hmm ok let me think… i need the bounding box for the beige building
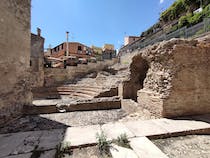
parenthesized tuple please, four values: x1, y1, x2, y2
(124, 36, 140, 45)
(102, 44, 114, 51)
(91, 45, 102, 54)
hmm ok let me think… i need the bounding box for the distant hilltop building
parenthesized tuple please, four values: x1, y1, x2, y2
(102, 44, 116, 60)
(124, 36, 140, 46)
(102, 44, 114, 51)
(91, 45, 103, 61)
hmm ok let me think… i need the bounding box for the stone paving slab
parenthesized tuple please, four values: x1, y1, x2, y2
(0, 129, 64, 158)
(39, 150, 57, 158)
(101, 122, 134, 140)
(123, 120, 168, 137)
(37, 129, 64, 151)
(152, 118, 210, 135)
(63, 125, 101, 147)
(110, 144, 138, 158)
(0, 132, 31, 157)
(130, 137, 168, 158)
(1, 114, 210, 157)
(4, 153, 32, 158)
(11, 130, 43, 155)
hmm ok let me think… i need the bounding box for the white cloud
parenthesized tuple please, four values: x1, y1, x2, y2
(160, 0, 164, 4)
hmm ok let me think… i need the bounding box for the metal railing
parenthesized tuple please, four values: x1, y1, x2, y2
(120, 18, 210, 56)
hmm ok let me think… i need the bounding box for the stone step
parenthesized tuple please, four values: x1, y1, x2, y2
(60, 85, 103, 90)
(25, 97, 121, 114)
(110, 144, 138, 158)
(68, 93, 94, 99)
(130, 137, 168, 158)
(57, 86, 102, 92)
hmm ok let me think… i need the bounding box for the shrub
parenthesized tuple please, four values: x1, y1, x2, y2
(96, 131, 111, 156)
(196, 28, 205, 35)
(56, 141, 72, 158)
(115, 133, 131, 149)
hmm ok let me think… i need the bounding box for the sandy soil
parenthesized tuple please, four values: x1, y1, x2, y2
(152, 135, 210, 158)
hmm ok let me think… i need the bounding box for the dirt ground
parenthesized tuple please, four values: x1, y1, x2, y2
(61, 146, 111, 158)
(152, 135, 210, 158)
(0, 109, 126, 134)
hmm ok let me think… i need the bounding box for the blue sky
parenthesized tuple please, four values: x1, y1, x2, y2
(31, 0, 176, 50)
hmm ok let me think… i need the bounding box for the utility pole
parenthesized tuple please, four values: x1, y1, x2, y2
(66, 31, 69, 56)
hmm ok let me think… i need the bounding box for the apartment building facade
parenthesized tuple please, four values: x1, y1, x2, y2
(51, 42, 94, 59)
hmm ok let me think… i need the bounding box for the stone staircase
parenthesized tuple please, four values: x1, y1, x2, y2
(32, 84, 118, 100)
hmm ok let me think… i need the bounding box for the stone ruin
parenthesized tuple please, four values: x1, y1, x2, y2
(123, 38, 210, 118)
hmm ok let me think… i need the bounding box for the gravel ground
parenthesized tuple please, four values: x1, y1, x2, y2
(0, 109, 126, 134)
(152, 135, 210, 158)
(61, 146, 111, 158)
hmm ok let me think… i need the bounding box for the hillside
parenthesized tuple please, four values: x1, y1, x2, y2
(141, 0, 210, 37)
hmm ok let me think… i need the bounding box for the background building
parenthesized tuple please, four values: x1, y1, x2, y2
(51, 42, 94, 59)
(102, 44, 116, 60)
(124, 36, 140, 45)
(91, 45, 103, 61)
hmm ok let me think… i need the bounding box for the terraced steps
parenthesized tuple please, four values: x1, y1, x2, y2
(32, 85, 108, 99)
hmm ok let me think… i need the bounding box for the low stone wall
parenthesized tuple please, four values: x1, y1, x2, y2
(44, 59, 117, 87)
(24, 97, 121, 114)
(127, 38, 210, 118)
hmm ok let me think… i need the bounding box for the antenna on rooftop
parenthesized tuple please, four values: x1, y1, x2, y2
(66, 31, 69, 56)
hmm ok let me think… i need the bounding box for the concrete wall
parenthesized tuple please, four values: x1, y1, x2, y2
(31, 32, 45, 88)
(0, 0, 31, 125)
(44, 59, 117, 87)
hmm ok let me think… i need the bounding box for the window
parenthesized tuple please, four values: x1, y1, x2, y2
(78, 46, 82, 51)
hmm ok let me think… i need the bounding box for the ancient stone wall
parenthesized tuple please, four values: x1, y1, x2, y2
(0, 0, 31, 125)
(129, 38, 210, 118)
(119, 55, 149, 101)
(30, 32, 45, 88)
(44, 59, 117, 87)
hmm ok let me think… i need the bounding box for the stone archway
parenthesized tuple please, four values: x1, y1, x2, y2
(120, 54, 149, 101)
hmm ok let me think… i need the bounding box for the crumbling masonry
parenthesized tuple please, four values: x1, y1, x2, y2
(126, 38, 210, 117)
